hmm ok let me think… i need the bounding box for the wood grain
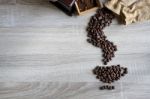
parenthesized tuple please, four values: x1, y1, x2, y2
(0, 0, 150, 98)
(0, 82, 150, 99)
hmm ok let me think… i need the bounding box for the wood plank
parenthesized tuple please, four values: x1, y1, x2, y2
(0, 54, 150, 82)
(16, 0, 50, 5)
(0, 1, 150, 99)
(0, 3, 149, 82)
(0, 26, 150, 55)
(0, 4, 95, 27)
(0, 0, 49, 4)
(0, 82, 149, 99)
(0, 0, 16, 4)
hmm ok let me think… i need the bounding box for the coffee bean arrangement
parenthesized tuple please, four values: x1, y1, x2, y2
(99, 85, 115, 90)
(86, 8, 117, 65)
(86, 7, 128, 90)
(93, 65, 128, 90)
(93, 65, 128, 83)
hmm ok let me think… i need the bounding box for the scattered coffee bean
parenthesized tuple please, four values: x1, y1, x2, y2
(99, 85, 115, 90)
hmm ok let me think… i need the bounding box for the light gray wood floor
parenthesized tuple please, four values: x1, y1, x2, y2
(0, 0, 150, 99)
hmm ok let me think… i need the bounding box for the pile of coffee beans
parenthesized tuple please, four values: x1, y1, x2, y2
(77, 0, 98, 12)
(86, 8, 117, 65)
(93, 65, 128, 84)
(99, 85, 115, 90)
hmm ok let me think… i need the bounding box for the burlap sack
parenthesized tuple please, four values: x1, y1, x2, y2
(105, 0, 150, 24)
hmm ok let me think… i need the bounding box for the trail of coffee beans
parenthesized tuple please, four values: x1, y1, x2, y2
(86, 8, 117, 65)
(86, 8, 128, 90)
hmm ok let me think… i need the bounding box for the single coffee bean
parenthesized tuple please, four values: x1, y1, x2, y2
(112, 86, 115, 89)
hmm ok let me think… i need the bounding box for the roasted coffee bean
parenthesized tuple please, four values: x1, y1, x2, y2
(108, 86, 112, 90)
(112, 86, 115, 89)
(87, 39, 92, 43)
(121, 73, 124, 76)
(93, 66, 99, 74)
(99, 86, 104, 90)
(124, 70, 128, 74)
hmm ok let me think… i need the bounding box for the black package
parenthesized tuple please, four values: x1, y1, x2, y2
(50, 0, 76, 16)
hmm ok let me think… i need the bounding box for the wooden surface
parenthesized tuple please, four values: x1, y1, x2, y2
(0, 0, 150, 99)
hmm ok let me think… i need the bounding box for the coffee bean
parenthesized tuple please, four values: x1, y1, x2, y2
(121, 73, 124, 76)
(112, 86, 115, 89)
